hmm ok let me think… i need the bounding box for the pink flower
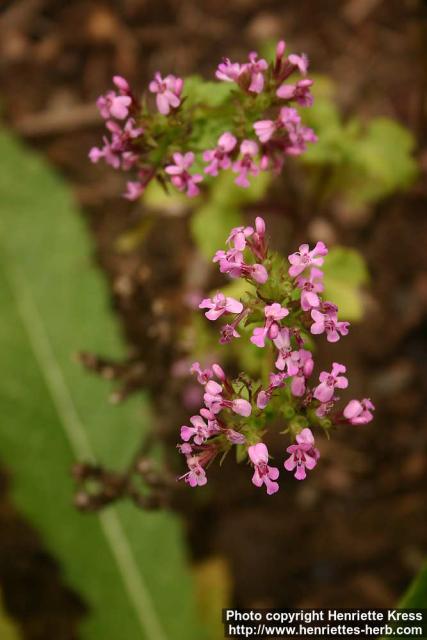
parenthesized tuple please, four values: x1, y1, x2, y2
(123, 167, 154, 200)
(199, 292, 243, 321)
(256, 372, 287, 409)
(226, 429, 246, 445)
(226, 225, 254, 251)
(288, 241, 328, 277)
(232, 140, 259, 188)
(262, 107, 316, 156)
(286, 125, 317, 156)
(180, 415, 214, 445)
(112, 75, 130, 93)
(248, 443, 279, 495)
(288, 53, 309, 75)
(254, 107, 316, 153)
(181, 456, 207, 487)
(220, 323, 241, 344)
(199, 407, 221, 429)
(314, 363, 348, 403)
(178, 442, 192, 455)
(216, 52, 267, 93)
(123, 181, 144, 201)
(149, 72, 183, 115)
(213, 248, 268, 284)
(250, 303, 289, 348)
(249, 216, 267, 261)
(273, 328, 300, 375)
(274, 40, 287, 74)
(277, 78, 314, 106)
(310, 308, 350, 343)
(96, 77, 133, 120)
(315, 398, 337, 418)
(253, 120, 277, 144)
(243, 52, 268, 94)
(203, 132, 237, 176)
(89, 118, 143, 170)
(284, 428, 319, 480)
(216, 58, 242, 82)
(297, 267, 324, 311)
(290, 350, 314, 397)
(190, 362, 213, 385)
(256, 390, 269, 410)
(344, 399, 375, 425)
(203, 381, 252, 417)
(165, 152, 203, 197)
(254, 107, 297, 143)
(231, 398, 252, 417)
(211, 363, 226, 381)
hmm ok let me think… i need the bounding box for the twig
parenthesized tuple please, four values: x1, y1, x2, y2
(13, 104, 101, 137)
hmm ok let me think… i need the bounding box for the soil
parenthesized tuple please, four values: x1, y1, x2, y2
(1, 0, 427, 636)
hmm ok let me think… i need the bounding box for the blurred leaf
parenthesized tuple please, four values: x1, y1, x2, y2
(302, 76, 418, 206)
(0, 131, 202, 640)
(218, 279, 255, 302)
(193, 557, 232, 640)
(191, 203, 242, 260)
(211, 170, 271, 208)
(399, 563, 427, 608)
(184, 75, 236, 108)
(381, 563, 427, 640)
(352, 118, 418, 202)
(143, 178, 190, 210)
(322, 246, 369, 321)
(0, 591, 21, 640)
(301, 76, 350, 165)
(191, 171, 271, 260)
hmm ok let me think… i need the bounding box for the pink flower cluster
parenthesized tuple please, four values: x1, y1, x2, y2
(178, 217, 375, 494)
(89, 40, 317, 200)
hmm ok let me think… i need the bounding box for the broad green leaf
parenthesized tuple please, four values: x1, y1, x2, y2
(302, 76, 418, 207)
(322, 246, 369, 321)
(0, 131, 201, 640)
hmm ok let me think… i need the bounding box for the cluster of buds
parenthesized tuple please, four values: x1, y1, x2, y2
(178, 218, 374, 494)
(89, 40, 316, 200)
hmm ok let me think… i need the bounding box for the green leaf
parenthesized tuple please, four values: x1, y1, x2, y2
(210, 170, 271, 208)
(302, 77, 418, 207)
(191, 202, 242, 260)
(352, 117, 418, 202)
(190, 170, 272, 259)
(322, 246, 369, 321)
(0, 131, 201, 640)
(183, 75, 236, 108)
(399, 563, 427, 608)
(381, 563, 427, 639)
(193, 558, 232, 640)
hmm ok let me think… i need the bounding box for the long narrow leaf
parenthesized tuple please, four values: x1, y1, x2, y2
(0, 131, 201, 640)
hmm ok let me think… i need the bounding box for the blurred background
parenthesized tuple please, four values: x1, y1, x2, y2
(0, 1, 427, 639)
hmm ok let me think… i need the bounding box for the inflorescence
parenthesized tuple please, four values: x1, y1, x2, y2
(178, 218, 375, 494)
(89, 41, 316, 200)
